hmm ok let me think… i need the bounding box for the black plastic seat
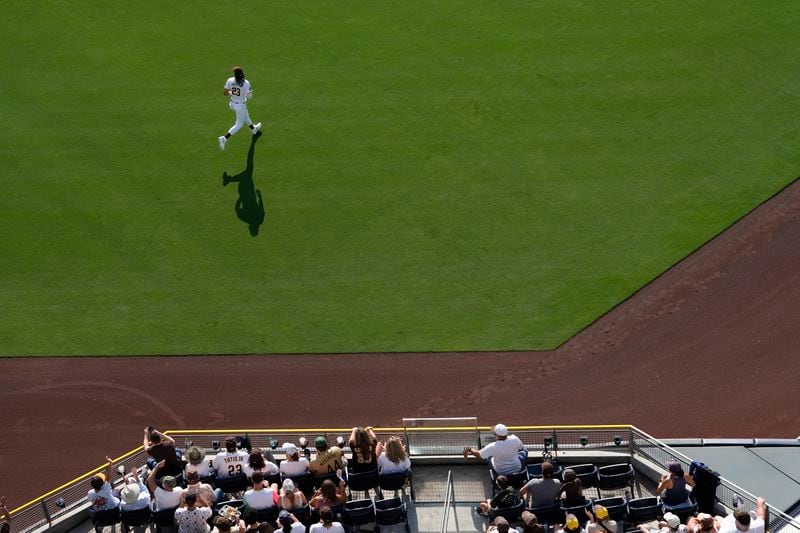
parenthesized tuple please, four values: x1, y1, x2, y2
(91, 507, 121, 532)
(265, 472, 282, 488)
(152, 506, 178, 532)
(379, 470, 415, 501)
(593, 496, 627, 521)
(525, 502, 561, 524)
(628, 497, 661, 522)
(284, 471, 315, 498)
(489, 499, 525, 523)
(313, 471, 341, 489)
(375, 497, 410, 532)
(347, 468, 380, 498)
(256, 506, 279, 525)
(214, 474, 249, 495)
(342, 499, 375, 528)
(490, 468, 529, 494)
(527, 462, 564, 481)
(121, 507, 152, 532)
(560, 499, 592, 524)
(662, 493, 698, 522)
(568, 464, 599, 489)
(598, 463, 635, 492)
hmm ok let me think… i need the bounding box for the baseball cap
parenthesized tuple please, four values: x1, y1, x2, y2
(493, 424, 509, 437)
(278, 510, 292, 526)
(282, 478, 295, 492)
(314, 436, 328, 449)
(565, 514, 580, 531)
(283, 442, 298, 456)
(593, 505, 609, 520)
(663, 512, 681, 529)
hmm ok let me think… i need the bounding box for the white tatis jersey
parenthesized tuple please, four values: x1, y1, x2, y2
(225, 77, 252, 104)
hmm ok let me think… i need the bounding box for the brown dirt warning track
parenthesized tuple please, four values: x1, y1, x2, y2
(2, 179, 800, 505)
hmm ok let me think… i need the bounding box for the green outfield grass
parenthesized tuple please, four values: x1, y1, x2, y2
(1, 1, 799, 355)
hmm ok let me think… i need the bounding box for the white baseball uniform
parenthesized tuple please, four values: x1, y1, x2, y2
(224, 77, 254, 135)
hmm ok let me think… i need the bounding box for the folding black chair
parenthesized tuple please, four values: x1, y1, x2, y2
(661, 494, 698, 523)
(347, 468, 380, 499)
(379, 470, 414, 501)
(152, 506, 178, 533)
(214, 474, 249, 496)
(525, 502, 561, 525)
(256, 506, 279, 525)
(490, 468, 529, 495)
(121, 507, 152, 532)
(285, 472, 315, 498)
(90, 507, 121, 532)
(597, 463, 635, 495)
(593, 496, 628, 521)
(489, 499, 525, 523)
(342, 499, 375, 532)
(375, 497, 410, 533)
(628, 497, 661, 522)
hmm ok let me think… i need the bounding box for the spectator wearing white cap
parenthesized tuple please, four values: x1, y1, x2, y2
(279, 478, 308, 510)
(120, 468, 151, 512)
(464, 424, 527, 475)
(715, 497, 766, 533)
(280, 443, 310, 476)
(639, 512, 689, 533)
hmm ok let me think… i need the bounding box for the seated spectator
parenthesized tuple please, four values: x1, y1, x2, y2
(185, 445, 214, 479)
(586, 505, 617, 533)
(555, 514, 585, 533)
(183, 471, 220, 506)
(658, 460, 696, 506)
(244, 448, 280, 478)
(638, 512, 689, 533)
(213, 436, 250, 479)
(242, 508, 274, 533)
(279, 479, 308, 510)
(310, 479, 346, 511)
(119, 468, 151, 512)
(464, 424, 527, 475)
(376, 436, 411, 474)
(476, 475, 522, 516)
(488, 516, 521, 533)
(309, 437, 346, 475)
(521, 511, 546, 533)
(87, 455, 120, 512)
(279, 443, 310, 476)
(276, 510, 305, 533)
(715, 497, 766, 533)
(1, 496, 10, 533)
(148, 460, 184, 510)
(244, 472, 279, 511)
(309, 506, 345, 533)
(687, 513, 718, 533)
(175, 492, 212, 533)
(520, 461, 560, 508)
(144, 426, 183, 477)
(559, 469, 584, 506)
(212, 515, 245, 533)
(347, 426, 378, 473)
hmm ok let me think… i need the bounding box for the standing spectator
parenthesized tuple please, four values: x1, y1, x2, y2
(309, 437, 346, 475)
(144, 427, 183, 477)
(715, 497, 766, 533)
(276, 510, 305, 533)
(464, 424, 527, 475)
(309, 507, 345, 533)
(175, 492, 212, 533)
(185, 446, 214, 479)
(348, 427, 378, 473)
(147, 462, 183, 511)
(87, 455, 120, 512)
(279, 479, 308, 510)
(487, 516, 521, 533)
(120, 468, 151, 512)
(183, 471, 220, 506)
(213, 437, 249, 479)
(658, 461, 696, 507)
(376, 436, 411, 474)
(586, 505, 618, 533)
(279, 443, 310, 476)
(520, 461, 560, 507)
(244, 472, 279, 511)
(559, 469, 584, 506)
(1, 496, 11, 533)
(244, 449, 280, 478)
(310, 479, 346, 512)
(476, 475, 521, 516)
(242, 509, 274, 533)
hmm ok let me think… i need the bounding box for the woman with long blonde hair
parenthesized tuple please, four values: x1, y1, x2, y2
(376, 436, 411, 474)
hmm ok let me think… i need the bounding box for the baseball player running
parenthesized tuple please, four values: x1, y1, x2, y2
(218, 66, 261, 150)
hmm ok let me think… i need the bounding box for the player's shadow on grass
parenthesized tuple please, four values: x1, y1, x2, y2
(222, 131, 265, 236)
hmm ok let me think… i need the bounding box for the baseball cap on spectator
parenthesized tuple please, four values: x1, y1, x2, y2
(663, 512, 681, 529)
(493, 424, 509, 437)
(282, 478, 295, 492)
(565, 514, 581, 532)
(315, 436, 329, 450)
(162, 476, 177, 489)
(593, 505, 609, 520)
(493, 516, 510, 533)
(121, 482, 141, 504)
(187, 446, 206, 465)
(283, 442, 298, 456)
(278, 510, 293, 526)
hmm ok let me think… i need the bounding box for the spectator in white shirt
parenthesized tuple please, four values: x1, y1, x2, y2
(213, 437, 249, 479)
(279, 443, 310, 476)
(147, 463, 183, 511)
(244, 472, 278, 511)
(87, 455, 120, 512)
(464, 424, 527, 475)
(377, 436, 412, 474)
(715, 498, 766, 533)
(175, 493, 212, 533)
(185, 446, 214, 479)
(120, 468, 151, 512)
(309, 507, 346, 533)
